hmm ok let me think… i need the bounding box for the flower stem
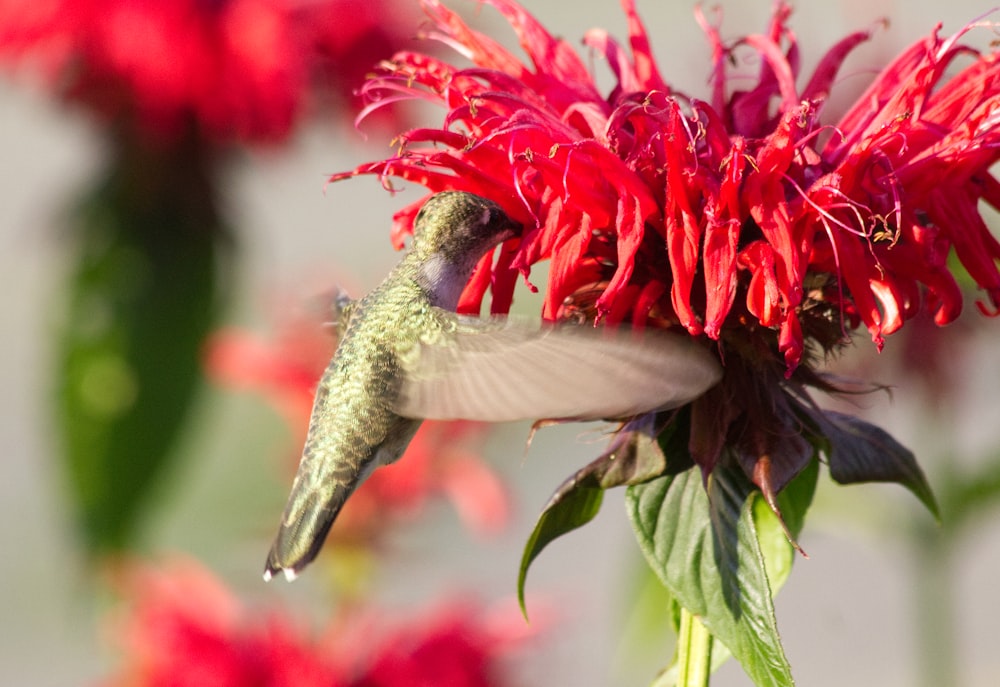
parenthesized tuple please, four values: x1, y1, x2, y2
(676, 607, 712, 687)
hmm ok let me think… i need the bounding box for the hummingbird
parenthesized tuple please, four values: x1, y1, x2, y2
(263, 191, 722, 581)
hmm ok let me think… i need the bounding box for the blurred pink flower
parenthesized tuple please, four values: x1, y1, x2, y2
(101, 557, 527, 687)
(0, 0, 419, 142)
(205, 300, 509, 544)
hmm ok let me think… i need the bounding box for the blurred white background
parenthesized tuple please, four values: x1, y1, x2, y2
(2, 1, 999, 685)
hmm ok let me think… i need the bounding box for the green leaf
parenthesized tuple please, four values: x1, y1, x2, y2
(819, 411, 938, 518)
(755, 459, 818, 591)
(517, 480, 603, 615)
(518, 417, 667, 614)
(627, 462, 796, 687)
(58, 137, 224, 555)
(651, 461, 818, 685)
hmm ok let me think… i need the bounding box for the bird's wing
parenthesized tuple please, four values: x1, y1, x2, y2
(394, 313, 722, 422)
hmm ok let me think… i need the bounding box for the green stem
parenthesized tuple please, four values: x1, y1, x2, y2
(676, 607, 713, 687)
(60, 126, 225, 555)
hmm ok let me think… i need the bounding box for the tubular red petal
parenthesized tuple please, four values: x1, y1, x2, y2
(702, 143, 746, 339)
(801, 27, 876, 106)
(620, 0, 668, 93)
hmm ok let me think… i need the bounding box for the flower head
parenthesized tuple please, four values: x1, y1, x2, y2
(333, 0, 999, 503)
(0, 0, 419, 142)
(341, 0, 999, 354)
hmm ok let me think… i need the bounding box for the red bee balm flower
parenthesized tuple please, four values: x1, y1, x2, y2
(333, 0, 998, 502)
(340, 0, 1000, 354)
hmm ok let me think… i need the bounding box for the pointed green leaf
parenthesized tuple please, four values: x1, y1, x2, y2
(517, 479, 603, 615)
(820, 411, 938, 517)
(754, 458, 818, 591)
(627, 463, 796, 687)
(517, 417, 671, 613)
(649, 461, 818, 685)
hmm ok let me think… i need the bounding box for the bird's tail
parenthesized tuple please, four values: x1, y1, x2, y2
(263, 477, 353, 582)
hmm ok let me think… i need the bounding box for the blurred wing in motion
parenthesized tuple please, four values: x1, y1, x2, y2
(395, 313, 722, 422)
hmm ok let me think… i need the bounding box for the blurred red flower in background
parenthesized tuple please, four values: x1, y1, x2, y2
(0, 0, 419, 142)
(102, 558, 338, 687)
(100, 557, 527, 687)
(205, 297, 509, 547)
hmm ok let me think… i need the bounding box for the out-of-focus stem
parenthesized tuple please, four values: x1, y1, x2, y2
(912, 520, 957, 687)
